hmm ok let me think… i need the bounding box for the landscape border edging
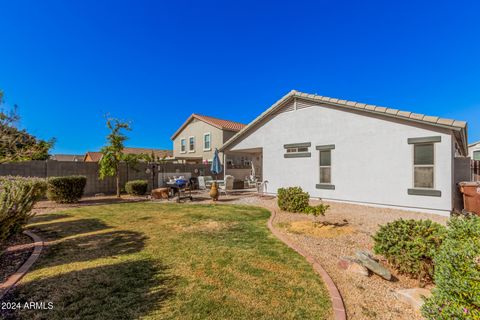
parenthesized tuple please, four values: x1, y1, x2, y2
(0, 230, 43, 300)
(267, 208, 347, 320)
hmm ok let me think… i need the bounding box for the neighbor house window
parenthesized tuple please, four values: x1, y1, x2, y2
(315, 144, 335, 189)
(204, 133, 211, 151)
(283, 143, 311, 158)
(413, 143, 434, 188)
(474, 150, 480, 161)
(189, 137, 195, 152)
(180, 139, 186, 153)
(407, 136, 441, 197)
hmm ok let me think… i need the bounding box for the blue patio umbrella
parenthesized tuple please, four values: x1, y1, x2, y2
(210, 148, 223, 179)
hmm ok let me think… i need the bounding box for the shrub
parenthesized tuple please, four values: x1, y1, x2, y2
(0, 177, 47, 242)
(373, 219, 446, 284)
(125, 180, 148, 196)
(47, 175, 87, 203)
(277, 187, 329, 217)
(304, 203, 330, 218)
(422, 216, 480, 319)
(277, 187, 310, 212)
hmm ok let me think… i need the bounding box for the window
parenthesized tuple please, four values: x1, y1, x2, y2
(189, 137, 195, 152)
(286, 147, 309, 153)
(203, 133, 211, 150)
(319, 150, 332, 184)
(315, 144, 335, 189)
(180, 139, 186, 153)
(407, 136, 441, 197)
(474, 150, 480, 161)
(413, 143, 434, 188)
(283, 143, 311, 158)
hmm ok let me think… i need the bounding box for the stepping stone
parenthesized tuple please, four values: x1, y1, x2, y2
(394, 288, 432, 311)
(355, 250, 391, 280)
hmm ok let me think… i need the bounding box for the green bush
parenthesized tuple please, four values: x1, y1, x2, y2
(373, 219, 446, 283)
(277, 187, 310, 212)
(47, 175, 87, 203)
(277, 187, 329, 217)
(422, 216, 480, 319)
(0, 176, 47, 242)
(125, 180, 148, 196)
(304, 203, 330, 217)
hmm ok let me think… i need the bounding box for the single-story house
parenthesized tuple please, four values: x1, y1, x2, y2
(221, 90, 470, 216)
(469, 141, 480, 160)
(84, 148, 173, 162)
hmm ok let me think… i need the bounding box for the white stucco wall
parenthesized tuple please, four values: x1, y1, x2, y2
(229, 102, 455, 215)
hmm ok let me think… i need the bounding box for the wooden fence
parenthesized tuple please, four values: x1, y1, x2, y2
(473, 160, 480, 181)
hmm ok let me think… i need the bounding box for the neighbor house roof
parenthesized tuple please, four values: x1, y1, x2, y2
(469, 141, 480, 147)
(84, 152, 103, 162)
(84, 148, 173, 162)
(50, 154, 84, 162)
(171, 114, 246, 140)
(122, 148, 173, 159)
(221, 90, 469, 154)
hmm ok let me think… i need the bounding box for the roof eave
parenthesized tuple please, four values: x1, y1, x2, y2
(221, 90, 468, 152)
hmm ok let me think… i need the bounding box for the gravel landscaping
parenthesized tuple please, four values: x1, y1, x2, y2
(230, 195, 448, 320)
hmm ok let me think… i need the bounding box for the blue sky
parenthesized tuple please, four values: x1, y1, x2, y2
(1, 0, 479, 154)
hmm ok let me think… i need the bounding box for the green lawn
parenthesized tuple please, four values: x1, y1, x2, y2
(5, 203, 331, 319)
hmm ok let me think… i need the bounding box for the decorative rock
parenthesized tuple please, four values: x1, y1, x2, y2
(394, 288, 432, 311)
(348, 262, 369, 276)
(355, 250, 392, 280)
(337, 257, 369, 276)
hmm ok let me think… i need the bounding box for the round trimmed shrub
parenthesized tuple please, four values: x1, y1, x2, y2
(47, 175, 87, 203)
(422, 216, 480, 319)
(373, 219, 446, 283)
(0, 176, 47, 242)
(125, 180, 148, 196)
(277, 187, 310, 213)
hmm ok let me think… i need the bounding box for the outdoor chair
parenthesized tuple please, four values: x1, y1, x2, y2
(204, 176, 214, 188)
(219, 175, 234, 195)
(198, 176, 213, 190)
(245, 175, 258, 189)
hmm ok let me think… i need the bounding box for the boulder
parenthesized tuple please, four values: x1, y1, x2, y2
(348, 261, 369, 276)
(394, 288, 432, 311)
(355, 250, 391, 280)
(337, 257, 369, 276)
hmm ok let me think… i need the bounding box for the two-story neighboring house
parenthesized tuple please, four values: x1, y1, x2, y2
(469, 141, 480, 160)
(171, 114, 254, 173)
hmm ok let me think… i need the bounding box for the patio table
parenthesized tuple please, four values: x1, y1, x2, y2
(166, 181, 193, 203)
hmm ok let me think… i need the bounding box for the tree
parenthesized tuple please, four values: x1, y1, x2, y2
(98, 117, 131, 198)
(0, 90, 55, 163)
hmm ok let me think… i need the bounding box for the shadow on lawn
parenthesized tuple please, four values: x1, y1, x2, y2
(1, 259, 174, 320)
(29, 213, 72, 224)
(29, 218, 111, 240)
(37, 229, 147, 268)
(0, 215, 172, 320)
(27, 215, 148, 269)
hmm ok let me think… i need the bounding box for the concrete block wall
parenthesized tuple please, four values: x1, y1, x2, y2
(0, 161, 216, 195)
